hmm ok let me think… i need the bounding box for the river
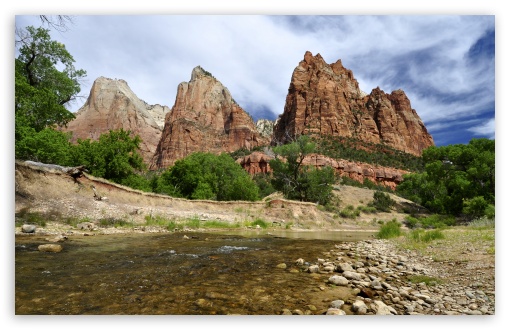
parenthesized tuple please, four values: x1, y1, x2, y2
(15, 230, 374, 315)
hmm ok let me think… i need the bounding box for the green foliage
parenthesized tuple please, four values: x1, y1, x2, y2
(462, 196, 490, 220)
(15, 209, 47, 227)
(252, 173, 276, 199)
(15, 127, 74, 164)
(270, 136, 335, 205)
(369, 191, 396, 212)
(376, 219, 402, 239)
(339, 205, 360, 219)
(154, 152, 259, 201)
(15, 25, 86, 159)
(397, 138, 495, 218)
(250, 218, 269, 229)
(314, 135, 424, 171)
(70, 129, 145, 184)
(409, 229, 445, 242)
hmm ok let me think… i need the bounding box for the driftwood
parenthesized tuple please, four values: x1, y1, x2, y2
(91, 185, 107, 201)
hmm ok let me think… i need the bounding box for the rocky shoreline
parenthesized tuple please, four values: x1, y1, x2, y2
(290, 238, 495, 315)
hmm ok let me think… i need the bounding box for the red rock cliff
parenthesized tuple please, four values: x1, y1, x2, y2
(272, 51, 434, 156)
(150, 67, 269, 169)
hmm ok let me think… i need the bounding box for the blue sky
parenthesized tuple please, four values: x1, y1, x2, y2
(14, 14, 495, 147)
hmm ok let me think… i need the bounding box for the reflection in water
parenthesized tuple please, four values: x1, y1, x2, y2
(15, 231, 373, 315)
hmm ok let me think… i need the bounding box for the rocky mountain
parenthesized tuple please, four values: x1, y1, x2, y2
(61, 77, 171, 164)
(272, 51, 434, 156)
(150, 66, 270, 169)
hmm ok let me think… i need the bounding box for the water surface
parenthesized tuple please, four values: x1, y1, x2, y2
(15, 230, 373, 315)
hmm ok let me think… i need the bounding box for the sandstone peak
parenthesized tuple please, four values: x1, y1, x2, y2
(273, 51, 434, 156)
(61, 76, 171, 164)
(150, 67, 269, 169)
(191, 66, 215, 81)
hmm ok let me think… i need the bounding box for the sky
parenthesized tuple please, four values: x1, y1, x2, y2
(13, 13, 496, 147)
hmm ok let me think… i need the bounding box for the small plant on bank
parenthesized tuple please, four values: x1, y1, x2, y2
(357, 205, 378, 214)
(250, 218, 269, 229)
(202, 220, 241, 229)
(338, 205, 360, 219)
(409, 228, 445, 243)
(406, 275, 443, 286)
(376, 219, 401, 239)
(15, 209, 47, 227)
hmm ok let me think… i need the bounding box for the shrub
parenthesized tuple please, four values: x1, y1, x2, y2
(369, 191, 396, 212)
(376, 219, 401, 239)
(409, 229, 444, 242)
(404, 216, 419, 229)
(250, 218, 269, 229)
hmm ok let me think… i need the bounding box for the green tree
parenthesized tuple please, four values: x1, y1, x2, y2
(70, 129, 145, 183)
(15, 25, 86, 161)
(15, 127, 73, 165)
(155, 152, 259, 201)
(15, 26, 86, 132)
(397, 138, 495, 218)
(270, 135, 335, 205)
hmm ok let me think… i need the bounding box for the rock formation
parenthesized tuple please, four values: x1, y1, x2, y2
(150, 66, 269, 169)
(237, 151, 408, 190)
(272, 51, 434, 156)
(61, 77, 171, 164)
(255, 119, 275, 138)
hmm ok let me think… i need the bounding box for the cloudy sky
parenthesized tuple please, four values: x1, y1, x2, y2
(13, 7, 497, 148)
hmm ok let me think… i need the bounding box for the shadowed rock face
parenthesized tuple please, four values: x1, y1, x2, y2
(61, 77, 170, 164)
(150, 66, 269, 169)
(273, 51, 434, 156)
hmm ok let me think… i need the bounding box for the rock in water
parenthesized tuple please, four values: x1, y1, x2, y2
(38, 244, 63, 253)
(21, 224, 37, 233)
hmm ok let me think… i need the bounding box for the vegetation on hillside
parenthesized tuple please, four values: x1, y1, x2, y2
(314, 135, 424, 172)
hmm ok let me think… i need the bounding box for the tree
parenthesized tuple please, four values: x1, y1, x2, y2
(270, 135, 335, 205)
(15, 127, 73, 165)
(70, 129, 145, 184)
(397, 138, 495, 218)
(38, 15, 74, 32)
(155, 152, 259, 201)
(15, 25, 87, 161)
(15, 26, 86, 131)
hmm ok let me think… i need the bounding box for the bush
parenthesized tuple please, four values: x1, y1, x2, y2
(404, 216, 419, 229)
(155, 152, 259, 201)
(250, 218, 269, 229)
(369, 191, 396, 212)
(409, 229, 444, 242)
(376, 219, 402, 239)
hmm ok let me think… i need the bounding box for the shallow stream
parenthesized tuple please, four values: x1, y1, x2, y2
(15, 230, 373, 315)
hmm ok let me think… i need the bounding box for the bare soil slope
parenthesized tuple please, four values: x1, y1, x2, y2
(14, 160, 423, 233)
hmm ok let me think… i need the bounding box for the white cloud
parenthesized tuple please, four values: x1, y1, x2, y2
(468, 118, 495, 138)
